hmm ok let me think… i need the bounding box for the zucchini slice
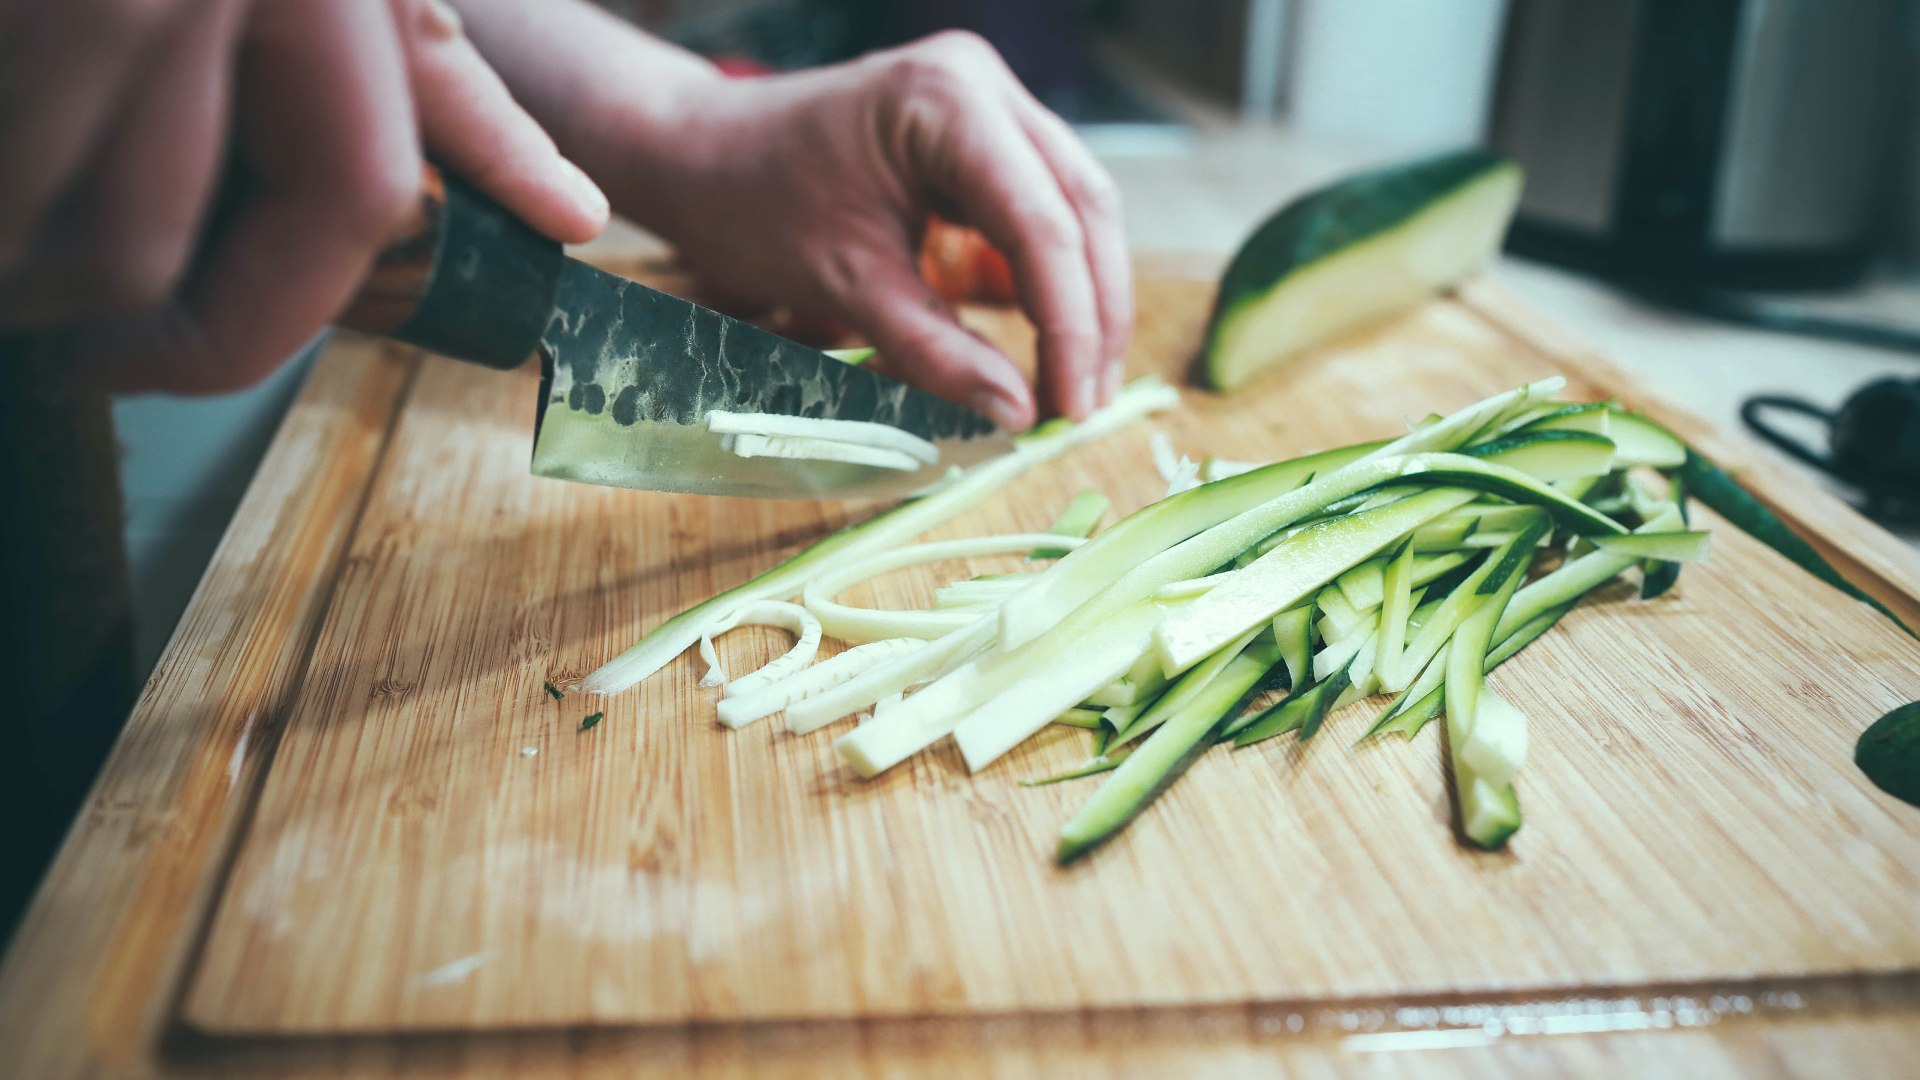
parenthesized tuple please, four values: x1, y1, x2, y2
(1029, 489, 1111, 560)
(1203, 149, 1523, 390)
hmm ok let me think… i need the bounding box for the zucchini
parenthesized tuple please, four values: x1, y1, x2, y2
(1677, 448, 1914, 637)
(1364, 601, 1574, 741)
(1231, 666, 1354, 747)
(581, 377, 1177, 694)
(1022, 752, 1128, 787)
(1056, 642, 1284, 863)
(1029, 489, 1111, 560)
(1463, 430, 1618, 483)
(1604, 407, 1688, 469)
(1155, 487, 1478, 675)
(824, 346, 876, 365)
(1856, 702, 1920, 808)
(1514, 402, 1611, 438)
(1203, 150, 1523, 390)
(1591, 531, 1711, 563)
(1443, 544, 1534, 849)
(1110, 627, 1269, 749)
(1052, 707, 1105, 730)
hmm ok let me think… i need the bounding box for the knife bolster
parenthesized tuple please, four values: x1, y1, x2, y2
(340, 166, 563, 371)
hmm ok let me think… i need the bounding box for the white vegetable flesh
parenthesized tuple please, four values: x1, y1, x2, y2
(695, 602, 821, 694)
(707, 410, 940, 465)
(802, 534, 1081, 644)
(726, 432, 922, 472)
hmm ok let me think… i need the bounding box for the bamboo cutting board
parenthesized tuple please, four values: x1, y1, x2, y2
(166, 260, 1920, 1039)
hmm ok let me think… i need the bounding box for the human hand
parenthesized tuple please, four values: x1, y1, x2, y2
(604, 32, 1132, 430)
(0, 0, 608, 393)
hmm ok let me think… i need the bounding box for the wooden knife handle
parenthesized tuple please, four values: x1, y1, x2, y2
(337, 162, 564, 371)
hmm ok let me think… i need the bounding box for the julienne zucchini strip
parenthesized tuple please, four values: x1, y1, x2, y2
(572, 376, 1918, 867)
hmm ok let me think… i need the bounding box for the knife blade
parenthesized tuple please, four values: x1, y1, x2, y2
(339, 164, 1012, 499)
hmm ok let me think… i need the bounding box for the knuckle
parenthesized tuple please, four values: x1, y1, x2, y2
(1020, 210, 1083, 258)
(88, 239, 188, 312)
(334, 156, 420, 242)
(397, 0, 465, 41)
(1074, 172, 1123, 218)
(920, 29, 997, 67)
(893, 30, 999, 93)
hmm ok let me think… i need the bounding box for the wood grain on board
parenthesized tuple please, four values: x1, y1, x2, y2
(178, 268, 1920, 1034)
(3, 260, 1916, 1079)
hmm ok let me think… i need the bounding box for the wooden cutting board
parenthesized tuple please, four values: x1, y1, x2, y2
(166, 260, 1920, 1039)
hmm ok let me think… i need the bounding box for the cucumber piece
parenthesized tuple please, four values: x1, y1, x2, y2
(1380, 521, 1544, 693)
(1592, 531, 1711, 563)
(1056, 642, 1282, 863)
(1110, 627, 1264, 749)
(1856, 701, 1920, 808)
(1203, 150, 1523, 390)
(998, 441, 1380, 651)
(1316, 585, 1369, 638)
(823, 346, 877, 366)
(1052, 707, 1105, 730)
(1084, 670, 1169, 708)
(1271, 604, 1314, 690)
(1604, 407, 1688, 468)
(1336, 558, 1387, 613)
(1232, 666, 1355, 747)
(1376, 541, 1418, 692)
(1513, 401, 1611, 438)
(582, 377, 1177, 695)
(1413, 516, 1479, 551)
(1444, 548, 1533, 849)
(1314, 609, 1382, 683)
(1155, 486, 1478, 675)
(1365, 601, 1573, 741)
(1022, 752, 1129, 787)
(1463, 430, 1617, 483)
(1678, 448, 1914, 637)
(1029, 489, 1111, 560)
(1639, 472, 1689, 600)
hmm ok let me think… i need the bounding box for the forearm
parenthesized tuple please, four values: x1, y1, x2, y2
(448, 0, 722, 226)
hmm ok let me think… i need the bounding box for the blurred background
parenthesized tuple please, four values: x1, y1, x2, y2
(117, 0, 1920, 678)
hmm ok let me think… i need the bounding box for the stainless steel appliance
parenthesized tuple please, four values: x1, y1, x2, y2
(1489, 0, 1914, 288)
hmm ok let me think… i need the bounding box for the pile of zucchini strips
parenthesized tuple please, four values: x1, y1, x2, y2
(582, 377, 1711, 864)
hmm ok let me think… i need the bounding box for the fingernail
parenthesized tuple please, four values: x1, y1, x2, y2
(972, 388, 1029, 432)
(557, 156, 609, 222)
(1102, 357, 1125, 402)
(1075, 372, 1098, 419)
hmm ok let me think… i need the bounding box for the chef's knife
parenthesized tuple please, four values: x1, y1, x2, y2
(338, 164, 1012, 499)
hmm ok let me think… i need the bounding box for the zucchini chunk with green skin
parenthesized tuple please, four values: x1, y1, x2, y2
(1203, 149, 1523, 390)
(1856, 701, 1920, 808)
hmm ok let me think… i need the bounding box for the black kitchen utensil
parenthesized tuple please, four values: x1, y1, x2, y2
(1742, 378, 1920, 520)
